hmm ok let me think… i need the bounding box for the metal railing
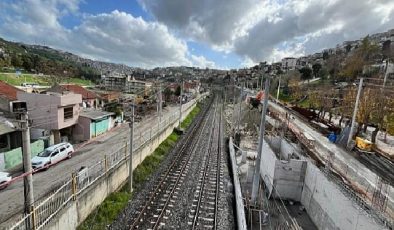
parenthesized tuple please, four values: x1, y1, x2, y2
(7, 98, 202, 230)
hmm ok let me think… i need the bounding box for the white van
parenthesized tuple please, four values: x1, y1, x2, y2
(31, 143, 74, 170)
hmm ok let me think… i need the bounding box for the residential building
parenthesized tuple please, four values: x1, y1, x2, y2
(47, 84, 100, 108)
(0, 116, 44, 171)
(281, 57, 297, 71)
(103, 73, 152, 95)
(103, 73, 127, 91)
(73, 110, 115, 142)
(296, 57, 309, 69)
(126, 78, 152, 95)
(98, 91, 121, 103)
(0, 117, 21, 153)
(17, 91, 82, 144)
(0, 81, 23, 113)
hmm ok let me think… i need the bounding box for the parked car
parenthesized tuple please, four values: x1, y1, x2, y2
(31, 143, 74, 170)
(0, 172, 12, 189)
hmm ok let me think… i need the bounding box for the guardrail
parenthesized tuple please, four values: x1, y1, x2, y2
(7, 97, 202, 230)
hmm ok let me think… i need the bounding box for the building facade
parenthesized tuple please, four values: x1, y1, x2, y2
(17, 91, 82, 144)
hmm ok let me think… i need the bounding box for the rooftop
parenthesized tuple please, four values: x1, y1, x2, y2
(0, 81, 23, 101)
(80, 110, 114, 120)
(48, 84, 98, 100)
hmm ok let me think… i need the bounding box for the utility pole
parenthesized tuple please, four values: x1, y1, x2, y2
(383, 59, 390, 87)
(178, 81, 184, 129)
(276, 75, 281, 101)
(232, 83, 237, 136)
(260, 75, 264, 90)
(347, 78, 363, 149)
(159, 82, 162, 122)
(251, 78, 270, 205)
(236, 83, 244, 134)
(128, 102, 134, 192)
(21, 113, 34, 215)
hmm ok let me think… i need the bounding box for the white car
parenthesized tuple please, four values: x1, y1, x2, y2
(32, 143, 74, 170)
(0, 172, 12, 189)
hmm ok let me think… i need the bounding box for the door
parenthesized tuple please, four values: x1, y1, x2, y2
(59, 146, 67, 160)
(50, 149, 61, 164)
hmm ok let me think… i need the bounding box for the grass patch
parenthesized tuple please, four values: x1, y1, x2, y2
(278, 91, 292, 103)
(78, 132, 180, 230)
(0, 73, 92, 86)
(181, 103, 201, 129)
(77, 189, 131, 230)
(77, 102, 202, 229)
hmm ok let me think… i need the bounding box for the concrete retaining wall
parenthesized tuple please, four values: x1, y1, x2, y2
(268, 101, 394, 224)
(260, 140, 306, 201)
(302, 161, 386, 230)
(45, 100, 198, 230)
(264, 126, 387, 229)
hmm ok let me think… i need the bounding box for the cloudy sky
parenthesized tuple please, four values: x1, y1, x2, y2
(0, 0, 393, 69)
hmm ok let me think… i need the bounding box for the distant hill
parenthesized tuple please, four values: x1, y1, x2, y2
(0, 37, 138, 82)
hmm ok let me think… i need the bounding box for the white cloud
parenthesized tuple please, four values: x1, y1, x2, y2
(1, 0, 393, 68)
(71, 10, 192, 67)
(190, 54, 216, 68)
(0, 0, 219, 68)
(140, 0, 394, 62)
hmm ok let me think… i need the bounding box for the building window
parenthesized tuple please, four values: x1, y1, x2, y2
(64, 106, 74, 120)
(0, 134, 9, 150)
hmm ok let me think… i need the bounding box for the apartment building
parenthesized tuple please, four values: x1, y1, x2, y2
(103, 73, 152, 95)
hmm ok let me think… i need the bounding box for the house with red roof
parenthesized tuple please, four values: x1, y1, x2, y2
(0, 81, 23, 113)
(47, 84, 100, 108)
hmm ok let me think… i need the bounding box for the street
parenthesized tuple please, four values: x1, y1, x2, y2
(0, 102, 191, 224)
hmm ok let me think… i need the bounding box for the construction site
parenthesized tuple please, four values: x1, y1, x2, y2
(224, 81, 394, 230)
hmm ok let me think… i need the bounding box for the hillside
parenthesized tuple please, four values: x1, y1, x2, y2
(0, 37, 138, 84)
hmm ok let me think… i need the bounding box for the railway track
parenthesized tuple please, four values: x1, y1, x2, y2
(188, 103, 223, 229)
(357, 151, 394, 184)
(127, 96, 230, 230)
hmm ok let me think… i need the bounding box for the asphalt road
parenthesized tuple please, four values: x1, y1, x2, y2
(0, 101, 194, 224)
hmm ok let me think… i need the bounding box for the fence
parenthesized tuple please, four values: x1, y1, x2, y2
(7, 98, 200, 230)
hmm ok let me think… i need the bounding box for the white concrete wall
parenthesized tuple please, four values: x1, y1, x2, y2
(274, 159, 306, 201)
(45, 100, 198, 230)
(260, 140, 306, 201)
(260, 142, 277, 197)
(301, 161, 387, 230)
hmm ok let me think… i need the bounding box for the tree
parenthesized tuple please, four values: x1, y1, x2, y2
(312, 63, 322, 78)
(356, 88, 378, 134)
(22, 55, 33, 71)
(174, 85, 181, 96)
(318, 67, 329, 80)
(11, 54, 22, 67)
(326, 51, 345, 82)
(299, 67, 312, 81)
(340, 36, 379, 81)
(382, 40, 391, 59)
(323, 51, 329, 60)
(163, 87, 173, 102)
(345, 44, 352, 53)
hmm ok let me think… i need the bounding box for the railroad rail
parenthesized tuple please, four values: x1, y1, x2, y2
(128, 97, 216, 229)
(188, 103, 223, 229)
